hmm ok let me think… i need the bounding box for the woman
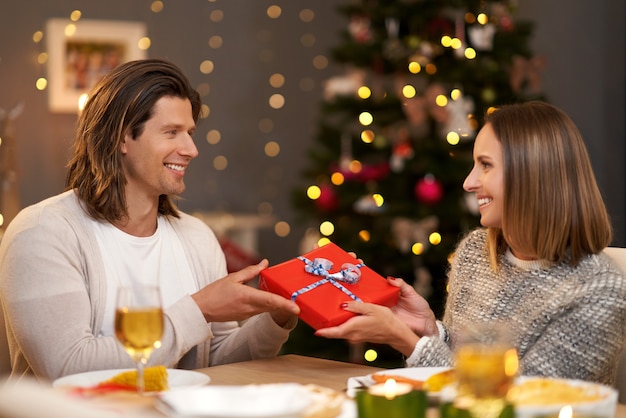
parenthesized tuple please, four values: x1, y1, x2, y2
(316, 101, 626, 385)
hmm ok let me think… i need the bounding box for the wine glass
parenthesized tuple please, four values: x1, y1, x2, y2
(453, 321, 519, 418)
(114, 285, 164, 395)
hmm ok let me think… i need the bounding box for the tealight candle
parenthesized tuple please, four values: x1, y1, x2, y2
(356, 378, 427, 418)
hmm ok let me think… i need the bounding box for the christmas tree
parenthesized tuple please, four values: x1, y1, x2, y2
(284, 0, 545, 367)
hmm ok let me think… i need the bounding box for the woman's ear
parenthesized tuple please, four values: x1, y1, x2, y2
(120, 134, 130, 154)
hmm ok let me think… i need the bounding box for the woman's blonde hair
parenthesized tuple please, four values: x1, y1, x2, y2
(484, 101, 612, 267)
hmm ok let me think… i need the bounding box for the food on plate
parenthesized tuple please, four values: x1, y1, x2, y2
(302, 384, 346, 418)
(510, 377, 607, 406)
(424, 369, 456, 392)
(371, 368, 456, 392)
(98, 365, 169, 392)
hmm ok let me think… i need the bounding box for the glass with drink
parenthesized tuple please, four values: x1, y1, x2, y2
(453, 321, 519, 418)
(114, 285, 164, 395)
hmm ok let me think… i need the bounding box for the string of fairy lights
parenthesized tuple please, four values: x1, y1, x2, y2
(25, 1, 331, 244)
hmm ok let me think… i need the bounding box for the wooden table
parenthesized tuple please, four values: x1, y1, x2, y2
(194, 353, 383, 392)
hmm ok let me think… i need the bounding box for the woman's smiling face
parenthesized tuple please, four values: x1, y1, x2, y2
(463, 123, 505, 228)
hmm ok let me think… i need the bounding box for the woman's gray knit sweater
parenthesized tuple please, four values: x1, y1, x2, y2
(406, 228, 626, 385)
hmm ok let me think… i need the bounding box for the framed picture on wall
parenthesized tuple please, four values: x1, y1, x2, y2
(46, 19, 147, 113)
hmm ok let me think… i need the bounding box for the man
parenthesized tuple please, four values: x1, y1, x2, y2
(0, 59, 300, 381)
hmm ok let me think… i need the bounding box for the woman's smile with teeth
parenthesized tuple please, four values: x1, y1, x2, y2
(478, 197, 492, 206)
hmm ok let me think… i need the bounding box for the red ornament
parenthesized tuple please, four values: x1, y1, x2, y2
(415, 175, 444, 205)
(315, 185, 339, 212)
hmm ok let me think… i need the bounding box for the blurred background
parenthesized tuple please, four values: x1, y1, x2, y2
(0, 0, 624, 366)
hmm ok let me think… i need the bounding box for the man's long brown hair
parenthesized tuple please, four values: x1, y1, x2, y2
(485, 101, 612, 268)
(65, 59, 202, 223)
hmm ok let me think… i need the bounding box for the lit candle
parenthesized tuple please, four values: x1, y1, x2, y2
(356, 378, 427, 418)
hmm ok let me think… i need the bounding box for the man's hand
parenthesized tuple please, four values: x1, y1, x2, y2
(192, 260, 300, 324)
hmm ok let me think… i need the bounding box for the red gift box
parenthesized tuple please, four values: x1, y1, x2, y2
(258, 242, 400, 330)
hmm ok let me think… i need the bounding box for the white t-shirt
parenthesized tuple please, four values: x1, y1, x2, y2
(89, 216, 198, 336)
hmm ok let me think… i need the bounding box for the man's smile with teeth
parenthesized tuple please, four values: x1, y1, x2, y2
(165, 163, 185, 171)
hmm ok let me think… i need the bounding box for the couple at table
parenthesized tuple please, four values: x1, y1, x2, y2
(0, 59, 624, 386)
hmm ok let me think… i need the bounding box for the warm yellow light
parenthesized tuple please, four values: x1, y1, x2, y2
(200, 104, 210, 119)
(408, 61, 421, 74)
(412, 243, 425, 255)
(35, 78, 47, 90)
(299, 8, 315, 22)
(349, 160, 362, 173)
(487, 106, 498, 115)
(269, 73, 285, 88)
(429, 232, 442, 245)
(331, 172, 344, 185)
(206, 130, 221, 144)
(358, 230, 371, 242)
(465, 13, 476, 24)
(477, 13, 489, 25)
(361, 129, 375, 144)
(0, 214, 3, 227)
(138, 37, 151, 50)
(151, 1, 164, 13)
(32, 31, 43, 43)
(425, 63, 437, 74)
(274, 221, 290, 237)
(307, 185, 321, 200)
(450, 89, 462, 100)
(78, 93, 88, 111)
(70, 10, 82, 21)
(312, 55, 328, 69)
(264, 141, 280, 157)
(558, 406, 573, 418)
(372, 194, 384, 207)
(359, 112, 373, 126)
(317, 237, 331, 247)
(364, 349, 378, 362)
(402, 85, 416, 98)
(465, 48, 477, 59)
(267, 5, 282, 18)
(450, 38, 463, 49)
(319, 221, 335, 236)
(357, 86, 371, 99)
(441, 35, 452, 47)
(37, 52, 48, 64)
(447, 132, 460, 145)
(64, 24, 76, 37)
(213, 155, 228, 170)
(210, 10, 224, 22)
(208, 35, 223, 49)
(435, 95, 448, 107)
(269, 94, 285, 109)
(200, 60, 214, 74)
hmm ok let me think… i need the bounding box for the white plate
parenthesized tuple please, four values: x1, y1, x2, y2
(52, 368, 210, 390)
(157, 384, 315, 418)
(369, 367, 452, 398)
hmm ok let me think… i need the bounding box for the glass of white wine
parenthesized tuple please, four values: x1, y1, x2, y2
(114, 285, 164, 395)
(453, 321, 519, 418)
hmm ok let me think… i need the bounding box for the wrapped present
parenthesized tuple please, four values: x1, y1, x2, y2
(258, 242, 400, 330)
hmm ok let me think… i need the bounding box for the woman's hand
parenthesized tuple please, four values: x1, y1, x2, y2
(314, 302, 419, 357)
(191, 260, 300, 325)
(387, 277, 439, 337)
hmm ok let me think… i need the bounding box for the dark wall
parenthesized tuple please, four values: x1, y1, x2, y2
(0, 0, 624, 267)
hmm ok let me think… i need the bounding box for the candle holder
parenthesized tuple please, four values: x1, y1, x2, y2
(356, 380, 427, 418)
